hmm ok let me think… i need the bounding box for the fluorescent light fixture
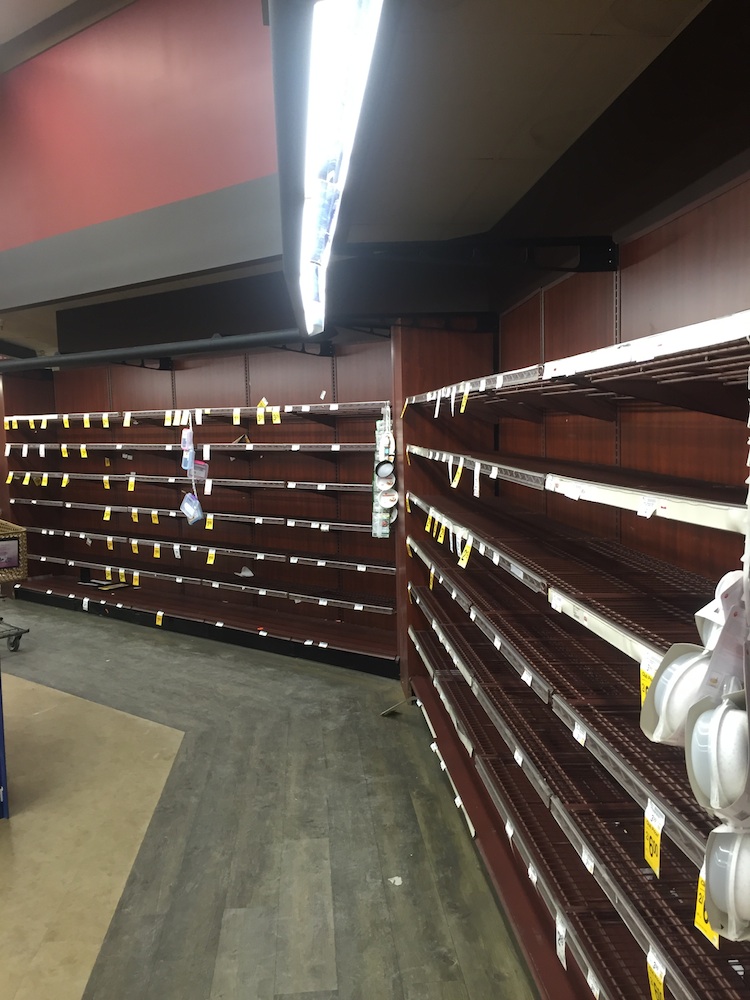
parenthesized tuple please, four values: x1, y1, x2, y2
(300, 0, 384, 335)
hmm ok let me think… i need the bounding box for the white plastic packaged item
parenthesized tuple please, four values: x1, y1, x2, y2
(180, 492, 204, 524)
(181, 427, 194, 451)
(704, 826, 750, 940)
(192, 460, 208, 482)
(181, 447, 195, 471)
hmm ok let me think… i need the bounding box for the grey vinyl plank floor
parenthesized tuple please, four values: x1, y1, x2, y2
(2, 600, 537, 1000)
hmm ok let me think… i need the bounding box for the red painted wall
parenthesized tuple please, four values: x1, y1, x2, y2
(0, 0, 276, 253)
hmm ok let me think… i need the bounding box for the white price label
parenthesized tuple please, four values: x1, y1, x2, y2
(637, 495, 659, 518)
(513, 748, 524, 767)
(573, 721, 587, 747)
(555, 913, 567, 969)
(504, 818, 514, 840)
(527, 865, 538, 886)
(521, 668, 533, 687)
(581, 846, 595, 874)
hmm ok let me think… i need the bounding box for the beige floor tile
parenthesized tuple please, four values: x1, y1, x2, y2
(0, 674, 182, 1000)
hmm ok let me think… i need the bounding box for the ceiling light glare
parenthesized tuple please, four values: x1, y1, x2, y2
(299, 0, 384, 335)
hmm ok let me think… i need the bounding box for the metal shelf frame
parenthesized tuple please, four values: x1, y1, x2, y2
(407, 445, 746, 535)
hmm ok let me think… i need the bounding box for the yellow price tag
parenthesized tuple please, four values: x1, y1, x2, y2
(272, 406, 281, 424)
(458, 536, 473, 569)
(123, 412, 132, 427)
(207, 548, 216, 565)
(107, 536, 114, 550)
(119, 568, 126, 583)
(156, 611, 164, 626)
(437, 522, 446, 544)
(695, 864, 720, 947)
(647, 950, 666, 1000)
(103, 506, 111, 521)
(131, 540, 139, 554)
(460, 387, 469, 413)
(400, 399, 408, 418)
(105, 457, 111, 468)
(164, 410, 173, 426)
(432, 517, 439, 538)
(406, 540, 413, 557)
(153, 543, 161, 559)
(233, 407, 241, 425)
(258, 396, 268, 407)
(63, 415, 69, 428)
(23, 472, 31, 485)
(61, 445, 68, 458)
(83, 413, 90, 428)
(424, 512, 433, 533)
(429, 567, 435, 590)
(2, 419, 8, 430)
(151, 510, 159, 524)
(62, 474, 70, 488)
(105, 566, 112, 581)
(128, 475, 135, 492)
(133, 571, 140, 587)
(11, 419, 18, 430)
(41, 418, 47, 430)
(405, 495, 411, 513)
(256, 407, 265, 425)
(103, 476, 110, 489)
(206, 513, 214, 530)
(80, 445, 88, 458)
(451, 457, 465, 488)
(131, 508, 139, 522)
(5, 473, 12, 485)
(644, 799, 665, 877)
(28, 418, 35, 430)
(102, 413, 109, 428)
(41, 473, 48, 487)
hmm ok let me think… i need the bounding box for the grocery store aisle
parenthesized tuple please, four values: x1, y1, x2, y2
(0, 599, 536, 1000)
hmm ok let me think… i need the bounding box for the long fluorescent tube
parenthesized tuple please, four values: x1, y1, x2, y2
(299, 0, 384, 335)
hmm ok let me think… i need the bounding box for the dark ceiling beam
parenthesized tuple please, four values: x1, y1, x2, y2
(0, 329, 304, 374)
(0, 0, 137, 73)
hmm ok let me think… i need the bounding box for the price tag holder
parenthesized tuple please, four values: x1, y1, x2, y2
(638, 495, 659, 519)
(694, 863, 720, 947)
(555, 913, 567, 969)
(640, 650, 662, 705)
(647, 949, 667, 1000)
(586, 969, 601, 999)
(573, 721, 587, 747)
(581, 845, 595, 874)
(644, 799, 666, 877)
